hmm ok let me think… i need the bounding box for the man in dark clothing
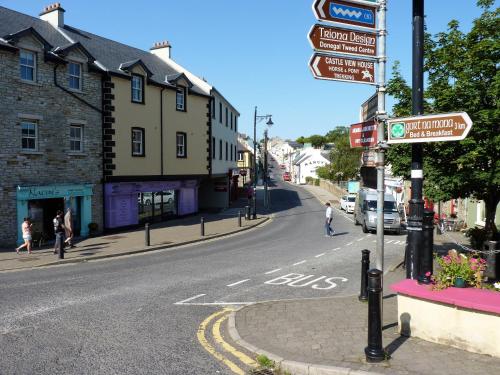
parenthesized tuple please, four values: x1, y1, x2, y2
(53, 210, 65, 255)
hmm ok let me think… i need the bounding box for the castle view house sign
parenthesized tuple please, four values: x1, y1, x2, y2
(387, 112, 473, 144)
(309, 53, 376, 85)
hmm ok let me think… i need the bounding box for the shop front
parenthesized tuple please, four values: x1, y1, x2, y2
(104, 180, 198, 229)
(16, 184, 94, 245)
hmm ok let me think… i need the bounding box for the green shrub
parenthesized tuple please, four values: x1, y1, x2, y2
(305, 176, 313, 184)
(314, 178, 320, 186)
(464, 227, 488, 250)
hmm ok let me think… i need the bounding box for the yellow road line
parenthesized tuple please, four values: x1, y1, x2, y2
(197, 308, 244, 375)
(212, 313, 258, 367)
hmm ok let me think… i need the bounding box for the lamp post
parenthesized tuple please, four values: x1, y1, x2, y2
(253, 106, 273, 219)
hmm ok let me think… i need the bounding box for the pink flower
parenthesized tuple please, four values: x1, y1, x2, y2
(470, 258, 478, 263)
(443, 256, 452, 264)
(471, 265, 478, 271)
(425, 271, 431, 277)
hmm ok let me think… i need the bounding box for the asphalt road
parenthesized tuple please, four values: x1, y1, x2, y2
(0, 171, 406, 374)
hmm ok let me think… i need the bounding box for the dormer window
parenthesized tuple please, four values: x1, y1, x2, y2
(20, 50, 36, 82)
(176, 87, 186, 111)
(131, 75, 144, 103)
(68, 62, 82, 90)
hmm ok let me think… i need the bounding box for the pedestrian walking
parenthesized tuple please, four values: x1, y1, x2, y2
(246, 184, 254, 205)
(53, 210, 65, 255)
(64, 207, 75, 248)
(325, 202, 335, 237)
(15, 217, 33, 254)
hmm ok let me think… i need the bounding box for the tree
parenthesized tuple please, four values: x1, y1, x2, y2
(329, 135, 362, 181)
(296, 136, 307, 145)
(325, 126, 349, 144)
(308, 134, 326, 148)
(386, 1, 499, 237)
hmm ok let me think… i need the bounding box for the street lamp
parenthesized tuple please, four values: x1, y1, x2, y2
(253, 106, 273, 219)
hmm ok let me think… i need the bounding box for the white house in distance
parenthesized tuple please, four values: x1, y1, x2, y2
(292, 148, 330, 184)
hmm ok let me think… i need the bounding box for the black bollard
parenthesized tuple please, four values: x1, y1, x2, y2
(245, 205, 250, 221)
(238, 210, 242, 227)
(418, 211, 434, 284)
(200, 217, 205, 236)
(145, 223, 150, 246)
(359, 249, 370, 302)
(365, 269, 388, 363)
(57, 233, 64, 259)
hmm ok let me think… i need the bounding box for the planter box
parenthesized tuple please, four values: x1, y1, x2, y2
(391, 279, 500, 358)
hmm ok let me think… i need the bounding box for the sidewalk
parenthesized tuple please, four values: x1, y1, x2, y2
(0, 209, 269, 272)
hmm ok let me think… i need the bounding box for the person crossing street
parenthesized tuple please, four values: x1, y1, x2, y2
(325, 202, 335, 237)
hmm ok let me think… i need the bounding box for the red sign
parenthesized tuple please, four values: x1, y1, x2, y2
(350, 120, 377, 148)
(308, 24, 377, 58)
(312, 0, 378, 30)
(309, 53, 376, 85)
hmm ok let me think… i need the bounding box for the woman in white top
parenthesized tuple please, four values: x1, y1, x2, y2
(16, 217, 33, 254)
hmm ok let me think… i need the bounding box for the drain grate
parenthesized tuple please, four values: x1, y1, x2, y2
(248, 369, 274, 375)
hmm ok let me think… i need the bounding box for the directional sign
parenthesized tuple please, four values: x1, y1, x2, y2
(387, 112, 473, 144)
(350, 120, 377, 148)
(308, 24, 377, 58)
(312, 0, 377, 30)
(359, 93, 378, 121)
(309, 53, 376, 85)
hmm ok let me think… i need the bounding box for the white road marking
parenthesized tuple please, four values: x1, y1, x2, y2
(293, 260, 306, 266)
(264, 273, 348, 290)
(175, 294, 206, 305)
(176, 301, 253, 306)
(386, 240, 394, 244)
(372, 240, 377, 243)
(356, 238, 363, 242)
(227, 279, 250, 287)
(333, 247, 341, 251)
(265, 268, 282, 275)
(315, 253, 325, 258)
(347, 242, 354, 246)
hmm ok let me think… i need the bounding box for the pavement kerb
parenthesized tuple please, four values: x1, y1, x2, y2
(3, 216, 271, 272)
(227, 304, 382, 375)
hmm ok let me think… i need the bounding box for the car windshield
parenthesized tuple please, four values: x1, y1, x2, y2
(347, 196, 356, 202)
(366, 200, 398, 212)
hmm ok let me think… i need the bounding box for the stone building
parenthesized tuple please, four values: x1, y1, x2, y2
(0, 5, 103, 247)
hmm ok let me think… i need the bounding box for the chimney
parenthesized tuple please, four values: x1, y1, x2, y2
(40, 3, 65, 28)
(150, 40, 171, 61)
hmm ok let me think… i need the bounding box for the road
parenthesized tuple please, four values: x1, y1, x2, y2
(0, 169, 406, 374)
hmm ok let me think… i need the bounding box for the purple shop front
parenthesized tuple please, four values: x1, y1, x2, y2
(104, 180, 198, 228)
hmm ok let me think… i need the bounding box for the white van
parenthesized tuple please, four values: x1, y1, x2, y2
(353, 188, 401, 234)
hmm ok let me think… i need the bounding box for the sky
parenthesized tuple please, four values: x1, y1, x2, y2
(1, 0, 491, 141)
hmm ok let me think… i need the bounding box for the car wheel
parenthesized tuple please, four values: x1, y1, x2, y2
(362, 220, 369, 233)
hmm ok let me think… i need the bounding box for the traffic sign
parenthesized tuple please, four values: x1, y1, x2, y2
(387, 112, 473, 144)
(308, 24, 377, 58)
(350, 120, 377, 148)
(309, 53, 376, 85)
(359, 93, 378, 121)
(312, 0, 378, 30)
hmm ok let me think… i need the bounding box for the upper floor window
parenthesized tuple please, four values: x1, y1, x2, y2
(219, 103, 222, 123)
(230, 113, 233, 130)
(69, 124, 83, 152)
(176, 132, 186, 157)
(176, 88, 186, 111)
(132, 127, 145, 156)
(230, 143, 233, 161)
(212, 99, 216, 119)
(225, 141, 228, 160)
(20, 50, 36, 82)
(219, 139, 222, 160)
(238, 151, 244, 161)
(21, 120, 38, 151)
(235, 117, 238, 132)
(225, 107, 228, 127)
(212, 137, 216, 159)
(131, 75, 144, 103)
(68, 62, 82, 90)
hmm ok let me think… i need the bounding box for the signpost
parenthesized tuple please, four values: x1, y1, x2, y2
(359, 93, 378, 121)
(309, 53, 376, 85)
(387, 112, 473, 144)
(349, 120, 378, 148)
(308, 24, 377, 58)
(312, 0, 378, 30)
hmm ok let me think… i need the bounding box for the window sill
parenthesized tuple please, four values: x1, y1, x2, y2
(68, 88, 83, 94)
(19, 79, 42, 87)
(68, 152, 87, 156)
(20, 150, 43, 155)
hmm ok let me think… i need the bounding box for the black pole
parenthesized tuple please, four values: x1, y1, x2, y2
(359, 249, 370, 302)
(145, 223, 150, 246)
(406, 0, 425, 279)
(419, 210, 434, 283)
(253, 106, 257, 220)
(365, 269, 387, 362)
(57, 233, 64, 259)
(238, 210, 242, 227)
(200, 217, 205, 236)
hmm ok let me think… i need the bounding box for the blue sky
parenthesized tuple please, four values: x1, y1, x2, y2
(1, 1, 490, 140)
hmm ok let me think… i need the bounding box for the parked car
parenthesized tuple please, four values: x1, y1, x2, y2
(353, 188, 401, 234)
(141, 191, 174, 206)
(340, 194, 356, 213)
(283, 172, 291, 181)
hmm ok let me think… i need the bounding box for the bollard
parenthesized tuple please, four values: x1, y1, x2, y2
(238, 210, 242, 227)
(245, 205, 251, 221)
(200, 217, 205, 236)
(419, 211, 434, 284)
(365, 269, 388, 363)
(145, 223, 150, 246)
(56, 232, 64, 259)
(358, 249, 370, 302)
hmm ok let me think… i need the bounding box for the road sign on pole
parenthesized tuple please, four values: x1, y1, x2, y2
(309, 53, 376, 85)
(312, 0, 378, 30)
(387, 112, 473, 144)
(359, 93, 378, 121)
(308, 24, 377, 58)
(349, 120, 377, 148)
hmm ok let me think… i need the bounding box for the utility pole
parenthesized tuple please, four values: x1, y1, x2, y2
(264, 130, 269, 208)
(406, 0, 425, 279)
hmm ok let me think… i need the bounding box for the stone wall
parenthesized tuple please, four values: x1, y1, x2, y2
(0, 43, 103, 246)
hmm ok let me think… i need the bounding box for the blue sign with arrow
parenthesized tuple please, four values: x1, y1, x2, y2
(329, 2, 375, 27)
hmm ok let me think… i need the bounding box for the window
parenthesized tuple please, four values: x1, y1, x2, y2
(219, 103, 222, 123)
(131, 75, 144, 103)
(212, 99, 216, 119)
(132, 128, 145, 156)
(238, 151, 244, 161)
(69, 124, 83, 152)
(68, 62, 82, 90)
(219, 139, 222, 160)
(230, 144, 233, 161)
(230, 113, 233, 130)
(225, 141, 228, 161)
(176, 132, 186, 157)
(235, 117, 237, 132)
(225, 107, 228, 127)
(21, 121, 37, 150)
(212, 137, 216, 159)
(176, 87, 185, 111)
(20, 50, 36, 81)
